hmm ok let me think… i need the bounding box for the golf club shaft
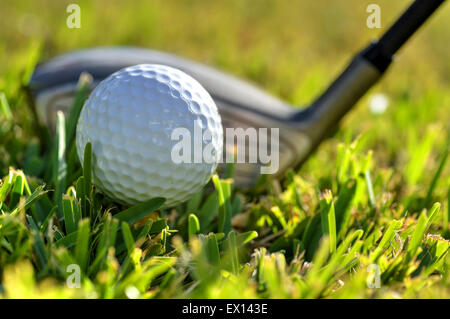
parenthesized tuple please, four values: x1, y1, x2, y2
(375, 0, 445, 62)
(293, 0, 446, 143)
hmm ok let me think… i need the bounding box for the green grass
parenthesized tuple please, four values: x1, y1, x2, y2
(0, 0, 449, 298)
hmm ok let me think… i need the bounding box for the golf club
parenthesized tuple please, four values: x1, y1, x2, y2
(27, 0, 446, 188)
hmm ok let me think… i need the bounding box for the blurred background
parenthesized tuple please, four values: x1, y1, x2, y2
(0, 0, 449, 189)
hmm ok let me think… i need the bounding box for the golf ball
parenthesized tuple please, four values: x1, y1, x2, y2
(76, 64, 223, 207)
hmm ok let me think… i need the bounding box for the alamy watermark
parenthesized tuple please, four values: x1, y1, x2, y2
(66, 264, 81, 288)
(66, 4, 81, 29)
(366, 264, 381, 289)
(171, 120, 280, 174)
(366, 4, 381, 29)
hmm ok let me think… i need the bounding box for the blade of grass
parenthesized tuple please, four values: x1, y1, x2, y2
(114, 197, 165, 225)
(135, 219, 153, 241)
(9, 172, 24, 209)
(424, 148, 448, 207)
(53, 111, 66, 218)
(227, 231, 239, 275)
(74, 219, 90, 272)
(236, 230, 258, 246)
(26, 215, 48, 269)
(197, 191, 219, 232)
(405, 126, 437, 187)
(335, 179, 357, 240)
(11, 185, 49, 216)
(0, 169, 15, 205)
(62, 195, 77, 234)
(121, 221, 135, 254)
(371, 220, 403, 262)
(200, 233, 220, 266)
(0, 92, 12, 121)
(446, 187, 450, 231)
(188, 213, 200, 238)
(76, 176, 86, 217)
(88, 216, 119, 275)
(365, 170, 375, 208)
(212, 175, 232, 234)
(40, 205, 57, 233)
(186, 189, 203, 214)
(320, 190, 336, 254)
(66, 73, 92, 147)
(82, 142, 92, 217)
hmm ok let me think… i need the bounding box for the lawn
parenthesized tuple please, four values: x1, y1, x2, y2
(0, 0, 449, 298)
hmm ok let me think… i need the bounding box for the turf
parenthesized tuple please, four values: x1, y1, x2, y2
(0, 0, 449, 298)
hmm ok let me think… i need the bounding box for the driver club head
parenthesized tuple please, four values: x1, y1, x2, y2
(27, 47, 320, 188)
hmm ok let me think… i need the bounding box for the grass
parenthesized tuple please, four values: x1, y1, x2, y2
(0, 0, 449, 298)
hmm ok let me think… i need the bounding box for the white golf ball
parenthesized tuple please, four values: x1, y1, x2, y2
(76, 64, 223, 207)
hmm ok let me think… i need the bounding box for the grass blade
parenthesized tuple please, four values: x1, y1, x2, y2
(114, 197, 165, 225)
(0, 169, 15, 205)
(424, 148, 448, 207)
(53, 111, 66, 218)
(121, 221, 135, 254)
(320, 190, 336, 254)
(11, 185, 48, 216)
(76, 176, 86, 217)
(236, 230, 258, 246)
(74, 219, 90, 272)
(0, 92, 12, 121)
(188, 213, 200, 238)
(26, 215, 47, 269)
(66, 73, 92, 147)
(197, 191, 219, 232)
(200, 233, 220, 266)
(335, 179, 357, 240)
(186, 189, 203, 214)
(371, 219, 403, 262)
(227, 231, 239, 275)
(62, 195, 77, 234)
(82, 142, 92, 217)
(212, 175, 232, 234)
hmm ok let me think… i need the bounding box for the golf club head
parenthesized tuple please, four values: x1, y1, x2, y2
(28, 47, 315, 188)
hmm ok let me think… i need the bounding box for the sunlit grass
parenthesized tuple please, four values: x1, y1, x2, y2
(0, 0, 449, 299)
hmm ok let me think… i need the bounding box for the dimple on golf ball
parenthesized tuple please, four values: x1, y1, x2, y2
(76, 64, 223, 207)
